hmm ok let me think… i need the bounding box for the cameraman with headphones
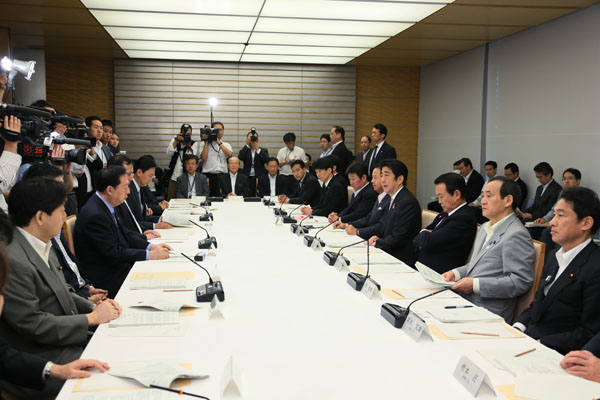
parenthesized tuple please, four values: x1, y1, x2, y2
(200, 121, 232, 197)
(238, 128, 269, 197)
(166, 124, 200, 200)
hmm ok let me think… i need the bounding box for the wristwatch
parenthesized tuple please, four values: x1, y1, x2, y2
(43, 362, 53, 380)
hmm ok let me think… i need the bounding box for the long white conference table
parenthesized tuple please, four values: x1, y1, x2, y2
(56, 200, 573, 400)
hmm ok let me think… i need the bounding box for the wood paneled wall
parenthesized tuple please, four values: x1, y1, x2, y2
(46, 55, 114, 122)
(355, 66, 420, 195)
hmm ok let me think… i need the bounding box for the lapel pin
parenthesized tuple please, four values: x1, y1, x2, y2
(570, 273, 574, 278)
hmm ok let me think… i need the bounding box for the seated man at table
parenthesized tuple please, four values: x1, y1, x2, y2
(442, 176, 535, 321)
(301, 157, 347, 217)
(278, 160, 321, 208)
(218, 156, 249, 198)
(519, 161, 562, 222)
(561, 332, 600, 383)
(335, 164, 391, 240)
(367, 160, 421, 265)
(513, 187, 600, 354)
(413, 172, 477, 274)
(328, 161, 377, 224)
(0, 178, 121, 397)
(75, 166, 172, 297)
(175, 154, 209, 199)
(258, 157, 287, 198)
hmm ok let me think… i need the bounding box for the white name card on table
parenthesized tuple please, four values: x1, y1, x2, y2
(209, 295, 224, 320)
(361, 278, 381, 300)
(334, 256, 349, 271)
(310, 239, 322, 250)
(219, 356, 244, 398)
(401, 311, 430, 342)
(453, 355, 495, 397)
(295, 225, 304, 236)
(274, 215, 283, 225)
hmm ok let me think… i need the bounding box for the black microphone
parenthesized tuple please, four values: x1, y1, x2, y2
(381, 288, 449, 328)
(303, 220, 334, 248)
(323, 239, 364, 266)
(282, 203, 304, 224)
(189, 202, 213, 222)
(263, 195, 275, 206)
(290, 211, 311, 235)
(274, 198, 287, 216)
(181, 253, 224, 302)
(347, 241, 376, 291)
(189, 220, 218, 250)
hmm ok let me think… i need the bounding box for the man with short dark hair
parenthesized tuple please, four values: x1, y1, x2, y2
(443, 176, 535, 321)
(457, 157, 485, 204)
(277, 132, 306, 186)
(319, 134, 331, 158)
(367, 160, 421, 265)
(101, 119, 113, 146)
(483, 161, 497, 183)
(520, 161, 562, 221)
(75, 166, 172, 297)
(175, 154, 209, 198)
(200, 121, 233, 196)
(84, 115, 111, 166)
(258, 158, 287, 198)
(328, 162, 377, 224)
(300, 157, 347, 217)
(413, 172, 478, 273)
(514, 187, 600, 354)
(504, 162, 528, 209)
(354, 135, 372, 164)
(366, 123, 396, 178)
(329, 125, 353, 179)
(238, 129, 269, 196)
(219, 156, 249, 198)
(278, 160, 320, 207)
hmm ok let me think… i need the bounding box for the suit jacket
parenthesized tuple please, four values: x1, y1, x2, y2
(141, 185, 163, 216)
(525, 179, 562, 220)
(52, 232, 91, 299)
(126, 181, 159, 231)
(584, 332, 600, 357)
(365, 141, 397, 176)
(175, 173, 209, 199)
(331, 142, 354, 176)
(515, 177, 529, 209)
(455, 213, 535, 321)
(354, 150, 369, 165)
(0, 344, 46, 391)
(288, 172, 321, 208)
(238, 146, 269, 177)
(350, 194, 391, 240)
(257, 173, 287, 197)
(339, 183, 378, 224)
(115, 201, 154, 238)
(0, 229, 92, 362)
(218, 172, 250, 197)
(516, 241, 600, 354)
(413, 203, 478, 274)
(101, 144, 112, 163)
(75, 193, 148, 297)
(312, 178, 348, 216)
(375, 188, 421, 265)
(465, 170, 485, 204)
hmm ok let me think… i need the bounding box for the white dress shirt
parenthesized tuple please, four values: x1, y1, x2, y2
(202, 141, 232, 174)
(17, 227, 52, 268)
(229, 172, 238, 194)
(268, 174, 277, 196)
(166, 138, 201, 181)
(277, 146, 306, 176)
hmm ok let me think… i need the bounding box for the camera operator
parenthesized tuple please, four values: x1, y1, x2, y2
(166, 123, 200, 200)
(238, 128, 269, 197)
(0, 115, 22, 212)
(200, 121, 232, 196)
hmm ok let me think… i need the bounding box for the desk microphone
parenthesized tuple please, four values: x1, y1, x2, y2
(290, 213, 311, 235)
(323, 239, 364, 266)
(304, 220, 334, 247)
(347, 241, 377, 291)
(274, 200, 287, 216)
(282, 203, 304, 224)
(189, 220, 218, 250)
(189, 202, 213, 222)
(181, 253, 224, 302)
(380, 288, 449, 328)
(263, 195, 275, 206)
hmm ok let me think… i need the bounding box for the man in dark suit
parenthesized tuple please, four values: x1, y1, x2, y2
(514, 187, 600, 355)
(335, 165, 391, 240)
(413, 172, 478, 274)
(258, 157, 287, 198)
(456, 157, 485, 204)
(329, 126, 353, 179)
(75, 166, 172, 297)
(278, 160, 321, 208)
(219, 156, 250, 198)
(368, 160, 421, 265)
(520, 161, 562, 222)
(238, 129, 269, 196)
(1, 178, 121, 397)
(365, 123, 397, 178)
(175, 154, 209, 198)
(354, 135, 372, 164)
(504, 162, 528, 209)
(300, 157, 347, 217)
(328, 162, 377, 224)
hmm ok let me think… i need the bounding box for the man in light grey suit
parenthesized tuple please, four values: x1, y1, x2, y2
(175, 154, 209, 199)
(0, 177, 121, 397)
(443, 176, 535, 321)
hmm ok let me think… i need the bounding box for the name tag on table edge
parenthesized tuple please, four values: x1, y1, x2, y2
(453, 355, 495, 397)
(310, 239, 322, 250)
(334, 256, 349, 271)
(361, 278, 381, 300)
(209, 295, 224, 319)
(401, 311, 430, 342)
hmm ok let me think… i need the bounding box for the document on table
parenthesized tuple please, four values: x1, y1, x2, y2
(70, 388, 181, 399)
(381, 288, 459, 300)
(478, 347, 566, 377)
(429, 322, 524, 340)
(129, 279, 188, 290)
(412, 303, 504, 323)
(161, 211, 193, 227)
(108, 360, 209, 388)
(129, 297, 200, 312)
(130, 271, 195, 280)
(152, 229, 197, 240)
(108, 322, 190, 338)
(350, 264, 414, 275)
(415, 262, 454, 287)
(347, 252, 403, 265)
(514, 373, 600, 400)
(109, 310, 180, 327)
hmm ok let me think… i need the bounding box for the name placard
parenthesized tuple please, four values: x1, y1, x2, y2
(334, 256, 348, 271)
(453, 355, 494, 397)
(310, 239, 321, 250)
(401, 311, 429, 341)
(361, 278, 381, 299)
(209, 295, 224, 320)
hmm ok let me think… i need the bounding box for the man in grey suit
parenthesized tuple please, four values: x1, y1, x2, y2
(443, 176, 535, 321)
(175, 154, 209, 198)
(0, 177, 121, 397)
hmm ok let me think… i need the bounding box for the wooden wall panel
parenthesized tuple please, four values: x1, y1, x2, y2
(355, 66, 420, 195)
(45, 55, 114, 122)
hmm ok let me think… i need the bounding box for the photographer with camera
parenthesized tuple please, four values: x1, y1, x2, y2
(276, 132, 307, 189)
(200, 121, 232, 196)
(166, 123, 201, 200)
(238, 128, 269, 197)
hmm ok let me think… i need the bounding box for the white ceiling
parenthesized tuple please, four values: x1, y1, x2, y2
(81, 0, 454, 65)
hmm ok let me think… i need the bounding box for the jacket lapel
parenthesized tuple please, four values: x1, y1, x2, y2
(468, 214, 515, 273)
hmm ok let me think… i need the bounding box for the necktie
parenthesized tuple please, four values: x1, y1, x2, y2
(369, 145, 379, 172)
(434, 214, 448, 229)
(542, 259, 560, 296)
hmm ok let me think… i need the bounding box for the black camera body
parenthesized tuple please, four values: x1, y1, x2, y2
(249, 127, 258, 142)
(200, 125, 219, 143)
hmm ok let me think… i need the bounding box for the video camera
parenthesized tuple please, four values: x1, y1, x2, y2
(249, 127, 258, 142)
(200, 125, 219, 143)
(179, 123, 192, 145)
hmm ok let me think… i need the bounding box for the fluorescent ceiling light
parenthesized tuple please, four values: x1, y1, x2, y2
(117, 40, 245, 53)
(245, 44, 365, 57)
(249, 32, 384, 48)
(255, 18, 413, 36)
(241, 54, 354, 65)
(106, 27, 250, 43)
(124, 50, 240, 62)
(81, 0, 263, 15)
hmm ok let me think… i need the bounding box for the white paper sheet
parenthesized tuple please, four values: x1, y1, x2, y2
(478, 347, 566, 377)
(514, 373, 600, 400)
(129, 279, 187, 290)
(415, 262, 455, 287)
(129, 298, 200, 312)
(109, 311, 180, 327)
(108, 360, 209, 388)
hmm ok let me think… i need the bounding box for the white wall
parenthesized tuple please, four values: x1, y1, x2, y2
(417, 45, 485, 205)
(417, 3, 600, 205)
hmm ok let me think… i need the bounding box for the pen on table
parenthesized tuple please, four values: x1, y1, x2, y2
(514, 348, 536, 358)
(459, 332, 500, 337)
(391, 289, 405, 298)
(444, 305, 473, 309)
(163, 289, 194, 292)
(149, 384, 209, 399)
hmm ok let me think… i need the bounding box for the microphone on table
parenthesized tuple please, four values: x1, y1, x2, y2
(323, 239, 364, 266)
(381, 288, 449, 328)
(189, 220, 218, 250)
(282, 203, 304, 224)
(181, 253, 224, 302)
(347, 241, 376, 291)
(274, 199, 287, 216)
(263, 195, 275, 206)
(189, 202, 213, 222)
(303, 220, 334, 248)
(290, 212, 312, 235)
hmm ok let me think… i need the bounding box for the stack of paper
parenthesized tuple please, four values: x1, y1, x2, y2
(478, 347, 565, 377)
(429, 322, 523, 339)
(515, 373, 600, 400)
(109, 310, 180, 327)
(415, 262, 454, 288)
(108, 360, 209, 387)
(129, 279, 187, 290)
(130, 298, 200, 312)
(410, 302, 504, 322)
(160, 211, 193, 227)
(347, 252, 401, 265)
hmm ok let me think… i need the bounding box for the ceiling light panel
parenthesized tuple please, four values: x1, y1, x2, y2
(81, 0, 264, 15)
(117, 40, 245, 53)
(255, 18, 413, 36)
(125, 50, 240, 62)
(249, 32, 384, 48)
(106, 27, 250, 43)
(245, 44, 365, 57)
(241, 54, 354, 65)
